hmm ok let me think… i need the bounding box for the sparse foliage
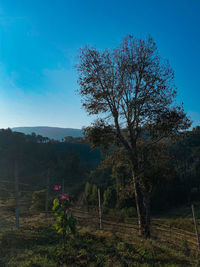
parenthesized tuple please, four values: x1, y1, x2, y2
(77, 35, 191, 237)
(52, 189, 77, 247)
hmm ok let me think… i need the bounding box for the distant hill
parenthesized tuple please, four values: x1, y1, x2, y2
(12, 126, 82, 140)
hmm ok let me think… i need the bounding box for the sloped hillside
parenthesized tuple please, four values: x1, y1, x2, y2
(12, 126, 82, 140)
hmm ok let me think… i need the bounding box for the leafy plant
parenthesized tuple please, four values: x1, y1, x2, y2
(52, 186, 77, 247)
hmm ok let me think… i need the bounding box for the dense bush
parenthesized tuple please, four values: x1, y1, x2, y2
(29, 190, 46, 213)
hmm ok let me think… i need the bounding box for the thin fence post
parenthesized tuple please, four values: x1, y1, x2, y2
(169, 224, 172, 243)
(45, 169, 50, 217)
(191, 204, 200, 252)
(98, 188, 102, 230)
(62, 178, 64, 194)
(15, 160, 19, 228)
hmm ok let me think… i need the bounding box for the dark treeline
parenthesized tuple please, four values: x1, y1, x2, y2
(0, 128, 101, 198)
(0, 127, 200, 213)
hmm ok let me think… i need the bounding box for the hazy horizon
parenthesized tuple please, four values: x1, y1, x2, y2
(11, 126, 82, 130)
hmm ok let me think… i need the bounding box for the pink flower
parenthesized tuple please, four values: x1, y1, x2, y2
(60, 193, 68, 200)
(65, 209, 69, 214)
(54, 185, 61, 191)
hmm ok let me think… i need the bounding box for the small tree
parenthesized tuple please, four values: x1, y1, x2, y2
(52, 186, 76, 247)
(103, 186, 117, 208)
(84, 181, 91, 208)
(90, 184, 98, 206)
(77, 36, 191, 237)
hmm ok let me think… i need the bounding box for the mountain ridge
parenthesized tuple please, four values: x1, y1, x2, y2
(12, 126, 82, 140)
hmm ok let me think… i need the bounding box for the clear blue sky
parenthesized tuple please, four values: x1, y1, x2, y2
(0, 0, 199, 129)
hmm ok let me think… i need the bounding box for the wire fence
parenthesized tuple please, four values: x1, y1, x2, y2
(0, 177, 199, 255)
(70, 207, 199, 252)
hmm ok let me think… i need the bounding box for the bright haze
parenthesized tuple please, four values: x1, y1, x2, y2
(0, 0, 199, 129)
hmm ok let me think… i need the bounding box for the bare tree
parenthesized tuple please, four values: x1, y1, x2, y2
(77, 36, 191, 237)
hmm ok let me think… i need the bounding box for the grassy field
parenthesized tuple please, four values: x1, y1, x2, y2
(0, 222, 199, 266)
(0, 210, 200, 266)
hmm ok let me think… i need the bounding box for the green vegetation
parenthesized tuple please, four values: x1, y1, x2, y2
(1, 127, 200, 216)
(52, 190, 77, 245)
(0, 128, 102, 198)
(0, 95, 200, 265)
(0, 128, 200, 265)
(30, 190, 46, 213)
(0, 218, 199, 267)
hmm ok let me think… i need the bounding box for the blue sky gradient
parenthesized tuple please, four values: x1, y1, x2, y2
(0, 0, 199, 128)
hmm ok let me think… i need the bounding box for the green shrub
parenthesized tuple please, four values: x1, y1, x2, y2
(84, 181, 91, 206)
(107, 207, 136, 220)
(0, 188, 12, 201)
(29, 190, 46, 213)
(90, 184, 98, 206)
(6, 198, 16, 212)
(52, 192, 77, 248)
(103, 186, 117, 208)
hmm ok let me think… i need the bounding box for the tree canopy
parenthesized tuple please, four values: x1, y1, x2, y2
(77, 35, 191, 237)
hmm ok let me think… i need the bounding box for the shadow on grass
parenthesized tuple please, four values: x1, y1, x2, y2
(0, 224, 61, 266)
(0, 225, 196, 267)
(58, 231, 194, 266)
(0, 225, 60, 250)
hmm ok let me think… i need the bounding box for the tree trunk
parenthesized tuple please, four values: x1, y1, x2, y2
(133, 173, 151, 238)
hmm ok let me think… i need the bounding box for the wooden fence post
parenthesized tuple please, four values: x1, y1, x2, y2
(62, 178, 65, 194)
(15, 160, 19, 228)
(98, 188, 102, 230)
(191, 204, 200, 252)
(45, 169, 50, 217)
